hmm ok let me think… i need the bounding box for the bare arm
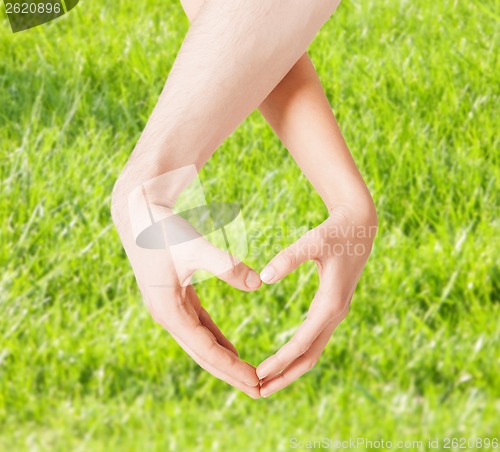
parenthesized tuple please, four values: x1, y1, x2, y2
(111, 0, 342, 397)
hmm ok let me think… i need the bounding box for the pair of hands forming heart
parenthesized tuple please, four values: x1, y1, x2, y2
(105, 0, 373, 399)
(116, 188, 377, 398)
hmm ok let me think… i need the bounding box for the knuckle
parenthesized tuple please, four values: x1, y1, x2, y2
(170, 295, 190, 314)
(279, 248, 297, 268)
(291, 338, 311, 356)
(204, 337, 220, 361)
(328, 304, 343, 318)
(272, 372, 290, 388)
(204, 335, 235, 369)
(330, 308, 346, 322)
(218, 259, 244, 282)
(305, 358, 316, 372)
(273, 350, 287, 370)
(224, 264, 240, 279)
(304, 356, 319, 372)
(162, 299, 194, 329)
(280, 372, 292, 386)
(326, 301, 350, 320)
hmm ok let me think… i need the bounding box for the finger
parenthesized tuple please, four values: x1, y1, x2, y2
(179, 322, 259, 387)
(149, 287, 260, 397)
(256, 288, 348, 380)
(256, 313, 325, 380)
(171, 331, 261, 399)
(151, 289, 260, 388)
(259, 321, 336, 397)
(158, 212, 261, 290)
(196, 239, 262, 291)
(199, 307, 239, 356)
(186, 286, 239, 356)
(260, 231, 317, 284)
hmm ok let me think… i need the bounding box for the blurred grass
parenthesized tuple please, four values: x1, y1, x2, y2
(0, 0, 499, 450)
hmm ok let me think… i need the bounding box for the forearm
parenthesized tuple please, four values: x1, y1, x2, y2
(181, 0, 373, 216)
(112, 0, 340, 216)
(260, 55, 375, 216)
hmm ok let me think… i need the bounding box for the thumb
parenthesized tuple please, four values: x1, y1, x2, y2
(196, 239, 262, 292)
(260, 234, 315, 284)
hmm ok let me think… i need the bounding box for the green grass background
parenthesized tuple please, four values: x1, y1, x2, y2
(1, 0, 499, 450)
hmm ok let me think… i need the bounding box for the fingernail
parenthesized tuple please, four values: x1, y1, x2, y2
(260, 388, 274, 398)
(245, 270, 261, 289)
(260, 266, 276, 284)
(256, 364, 271, 380)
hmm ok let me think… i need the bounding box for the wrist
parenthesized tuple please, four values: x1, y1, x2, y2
(328, 193, 378, 229)
(111, 164, 200, 234)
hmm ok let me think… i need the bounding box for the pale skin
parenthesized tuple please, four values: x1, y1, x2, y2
(111, 0, 377, 398)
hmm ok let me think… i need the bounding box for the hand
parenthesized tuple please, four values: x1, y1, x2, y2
(113, 198, 263, 399)
(256, 204, 377, 397)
